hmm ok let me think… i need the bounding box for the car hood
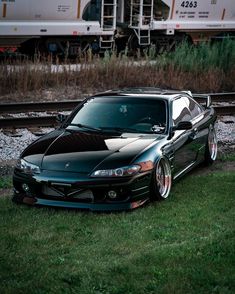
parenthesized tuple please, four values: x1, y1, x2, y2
(22, 129, 162, 173)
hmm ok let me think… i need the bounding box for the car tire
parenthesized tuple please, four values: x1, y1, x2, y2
(204, 125, 217, 166)
(151, 157, 172, 201)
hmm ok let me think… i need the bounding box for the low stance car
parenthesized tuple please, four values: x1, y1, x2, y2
(13, 88, 217, 211)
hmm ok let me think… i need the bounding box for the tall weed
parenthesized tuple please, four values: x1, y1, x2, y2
(160, 38, 235, 72)
(0, 39, 234, 97)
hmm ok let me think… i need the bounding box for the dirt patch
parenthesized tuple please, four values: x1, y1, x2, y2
(0, 188, 12, 197)
(191, 160, 235, 176)
(0, 160, 17, 177)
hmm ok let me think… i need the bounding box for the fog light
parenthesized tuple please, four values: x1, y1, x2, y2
(108, 190, 117, 199)
(22, 183, 30, 192)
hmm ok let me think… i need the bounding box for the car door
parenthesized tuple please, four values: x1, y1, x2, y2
(171, 96, 202, 177)
(184, 95, 208, 163)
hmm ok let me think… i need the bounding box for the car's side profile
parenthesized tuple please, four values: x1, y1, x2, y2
(13, 88, 217, 211)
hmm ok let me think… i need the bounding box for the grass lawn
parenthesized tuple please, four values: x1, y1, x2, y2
(0, 171, 234, 294)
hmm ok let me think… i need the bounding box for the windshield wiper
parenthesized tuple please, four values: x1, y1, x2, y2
(99, 127, 150, 134)
(68, 123, 102, 132)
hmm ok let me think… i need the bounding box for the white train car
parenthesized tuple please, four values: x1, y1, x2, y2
(0, 0, 234, 56)
(0, 0, 117, 55)
(128, 0, 235, 46)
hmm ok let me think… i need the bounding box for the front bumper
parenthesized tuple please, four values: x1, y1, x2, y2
(13, 194, 149, 211)
(12, 169, 152, 211)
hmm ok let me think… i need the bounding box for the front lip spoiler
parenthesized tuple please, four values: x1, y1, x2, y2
(19, 196, 149, 211)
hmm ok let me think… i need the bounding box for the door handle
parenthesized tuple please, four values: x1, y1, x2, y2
(189, 128, 198, 140)
(193, 128, 198, 135)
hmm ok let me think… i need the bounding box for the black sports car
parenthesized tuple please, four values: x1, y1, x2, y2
(13, 88, 217, 211)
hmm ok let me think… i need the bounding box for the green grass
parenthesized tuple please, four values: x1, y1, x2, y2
(218, 153, 235, 162)
(0, 171, 234, 294)
(0, 176, 12, 189)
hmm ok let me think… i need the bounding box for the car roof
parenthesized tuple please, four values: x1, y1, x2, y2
(92, 87, 192, 100)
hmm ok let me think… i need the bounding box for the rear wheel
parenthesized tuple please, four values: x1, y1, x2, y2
(151, 158, 172, 201)
(205, 126, 217, 165)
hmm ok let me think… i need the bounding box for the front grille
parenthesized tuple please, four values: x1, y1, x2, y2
(41, 182, 135, 203)
(42, 184, 94, 202)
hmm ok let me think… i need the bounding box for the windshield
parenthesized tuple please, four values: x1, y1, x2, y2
(68, 96, 167, 134)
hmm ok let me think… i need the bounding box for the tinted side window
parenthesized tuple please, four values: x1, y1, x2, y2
(172, 97, 192, 125)
(183, 96, 202, 119)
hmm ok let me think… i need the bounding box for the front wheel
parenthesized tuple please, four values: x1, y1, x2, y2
(151, 157, 172, 201)
(204, 126, 217, 165)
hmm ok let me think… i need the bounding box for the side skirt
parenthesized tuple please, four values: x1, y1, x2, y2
(173, 160, 200, 181)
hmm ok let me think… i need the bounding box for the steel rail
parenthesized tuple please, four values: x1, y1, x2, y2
(0, 100, 83, 114)
(205, 92, 235, 102)
(214, 105, 235, 116)
(0, 116, 58, 128)
(0, 106, 234, 129)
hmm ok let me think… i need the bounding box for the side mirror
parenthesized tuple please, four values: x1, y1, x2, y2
(172, 121, 192, 131)
(56, 113, 68, 124)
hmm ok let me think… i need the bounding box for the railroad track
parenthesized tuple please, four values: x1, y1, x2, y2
(205, 92, 235, 102)
(0, 93, 234, 129)
(0, 100, 83, 114)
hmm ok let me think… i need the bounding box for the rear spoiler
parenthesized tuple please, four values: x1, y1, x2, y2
(182, 91, 211, 108)
(191, 94, 212, 108)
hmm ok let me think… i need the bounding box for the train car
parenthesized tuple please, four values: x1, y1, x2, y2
(127, 0, 235, 50)
(0, 0, 234, 57)
(0, 0, 117, 56)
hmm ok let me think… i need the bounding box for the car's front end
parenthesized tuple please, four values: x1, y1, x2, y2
(13, 159, 153, 211)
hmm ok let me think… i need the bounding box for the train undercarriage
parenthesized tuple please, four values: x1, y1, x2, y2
(0, 0, 234, 58)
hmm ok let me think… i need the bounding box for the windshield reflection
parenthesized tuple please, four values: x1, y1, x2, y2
(69, 97, 167, 134)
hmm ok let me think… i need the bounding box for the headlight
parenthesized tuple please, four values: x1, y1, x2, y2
(16, 159, 40, 174)
(91, 165, 141, 177)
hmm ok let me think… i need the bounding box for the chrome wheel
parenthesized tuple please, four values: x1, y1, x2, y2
(208, 128, 217, 161)
(155, 158, 172, 199)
